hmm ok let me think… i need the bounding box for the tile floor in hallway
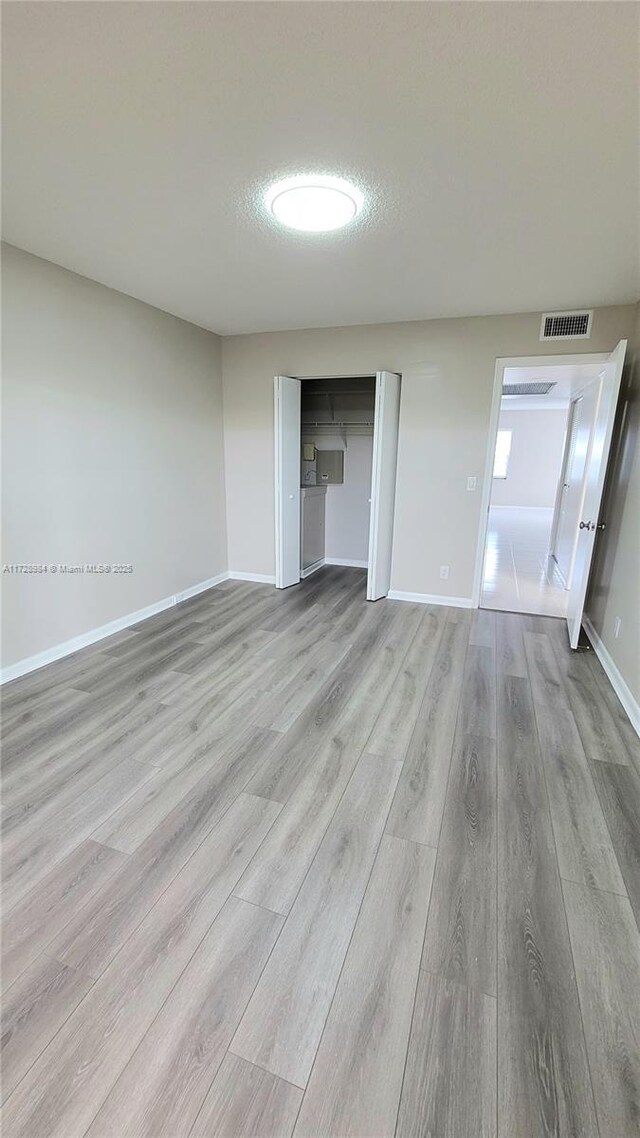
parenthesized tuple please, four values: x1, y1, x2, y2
(481, 504, 569, 617)
(2, 568, 640, 1137)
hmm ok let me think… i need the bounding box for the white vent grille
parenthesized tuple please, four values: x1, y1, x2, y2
(540, 310, 593, 340)
(502, 382, 556, 396)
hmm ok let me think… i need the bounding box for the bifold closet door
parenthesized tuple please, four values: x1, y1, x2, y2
(367, 371, 401, 601)
(274, 375, 301, 589)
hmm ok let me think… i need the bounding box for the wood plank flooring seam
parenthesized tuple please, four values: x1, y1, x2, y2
(391, 957, 425, 1138)
(231, 754, 403, 1088)
(385, 610, 472, 848)
(187, 1053, 305, 1138)
(234, 742, 373, 916)
(229, 892, 287, 918)
(52, 742, 282, 979)
(386, 871, 455, 1138)
(415, 620, 474, 959)
(78, 901, 286, 1138)
(395, 967, 498, 1137)
(80, 813, 289, 1138)
(557, 873, 628, 899)
(237, 743, 392, 956)
(496, 667, 599, 1135)
(546, 626, 631, 768)
(1, 952, 99, 1110)
(521, 633, 602, 1138)
(561, 878, 640, 1135)
(2, 758, 158, 915)
(3, 796, 283, 1137)
(206, 1051, 305, 1096)
(1, 840, 130, 993)
(588, 760, 640, 933)
(363, 606, 447, 761)
(527, 644, 621, 947)
(234, 805, 391, 1094)
(294, 834, 436, 1137)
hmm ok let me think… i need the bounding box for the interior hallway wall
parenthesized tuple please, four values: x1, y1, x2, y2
(221, 305, 634, 602)
(491, 405, 569, 508)
(303, 433, 373, 563)
(2, 245, 227, 669)
(586, 301, 640, 710)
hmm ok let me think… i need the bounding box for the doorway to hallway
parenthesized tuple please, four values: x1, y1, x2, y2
(476, 343, 627, 641)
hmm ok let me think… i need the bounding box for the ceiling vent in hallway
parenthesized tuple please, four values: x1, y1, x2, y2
(540, 310, 593, 340)
(502, 381, 557, 395)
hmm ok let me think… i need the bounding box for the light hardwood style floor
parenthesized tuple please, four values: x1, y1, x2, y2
(2, 567, 639, 1137)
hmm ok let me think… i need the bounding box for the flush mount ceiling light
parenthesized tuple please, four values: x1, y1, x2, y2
(265, 175, 364, 232)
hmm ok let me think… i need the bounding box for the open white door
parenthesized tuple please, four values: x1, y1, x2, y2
(566, 339, 627, 647)
(367, 371, 401, 601)
(274, 375, 301, 589)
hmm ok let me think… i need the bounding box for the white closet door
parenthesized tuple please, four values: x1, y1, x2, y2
(274, 375, 301, 589)
(566, 339, 627, 648)
(367, 371, 401, 601)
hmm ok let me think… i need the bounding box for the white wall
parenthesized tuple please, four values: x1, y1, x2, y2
(222, 306, 634, 601)
(1, 245, 227, 669)
(303, 433, 373, 563)
(491, 406, 569, 508)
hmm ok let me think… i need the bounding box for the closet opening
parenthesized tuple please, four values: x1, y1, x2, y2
(301, 376, 374, 583)
(274, 371, 401, 600)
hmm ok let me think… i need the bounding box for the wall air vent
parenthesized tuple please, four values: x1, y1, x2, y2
(540, 310, 593, 340)
(502, 381, 557, 396)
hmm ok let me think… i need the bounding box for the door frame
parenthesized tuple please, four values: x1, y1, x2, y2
(471, 351, 609, 608)
(274, 369, 400, 592)
(549, 395, 579, 575)
(274, 375, 302, 589)
(366, 371, 402, 601)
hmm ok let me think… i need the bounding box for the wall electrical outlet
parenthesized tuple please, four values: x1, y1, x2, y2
(614, 616, 622, 639)
(440, 565, 450, 580)
(466, 476, 477, 491)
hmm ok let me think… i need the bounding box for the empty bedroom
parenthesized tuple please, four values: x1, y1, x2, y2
(1, 3, 639, 1137)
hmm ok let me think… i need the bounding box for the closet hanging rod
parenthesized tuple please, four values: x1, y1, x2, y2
(301, 420, 374, 427)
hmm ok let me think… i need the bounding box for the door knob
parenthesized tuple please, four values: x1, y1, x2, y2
(289, 494, 294, 500)
(579, 521, 595, 531)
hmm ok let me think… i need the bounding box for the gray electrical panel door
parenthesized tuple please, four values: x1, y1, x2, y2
(316, 450, 344, 484)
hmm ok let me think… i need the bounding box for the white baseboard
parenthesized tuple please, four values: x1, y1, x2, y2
(301, 559, 325, 579)
(582, 616, 640, 739)
(325, 558, 368, 569)
(175, 573, 229, 602)
(0, 572, 229, 686)
(387, 590, 474, 609)
(228, 571, 276, 584)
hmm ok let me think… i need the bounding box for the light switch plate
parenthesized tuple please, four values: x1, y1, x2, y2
(466, 476, 477, 491)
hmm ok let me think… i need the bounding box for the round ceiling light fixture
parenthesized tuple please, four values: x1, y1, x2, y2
(265, 174, 364, 233)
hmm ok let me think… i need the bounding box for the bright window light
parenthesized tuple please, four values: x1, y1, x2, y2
(493, 429, 512, 479)
(265, 175, 363, 232)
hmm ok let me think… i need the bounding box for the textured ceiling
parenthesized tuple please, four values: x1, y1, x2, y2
(3, 2, 639, 335)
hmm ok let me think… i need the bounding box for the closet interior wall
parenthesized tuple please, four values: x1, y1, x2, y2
(301, 378, 376, 567)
